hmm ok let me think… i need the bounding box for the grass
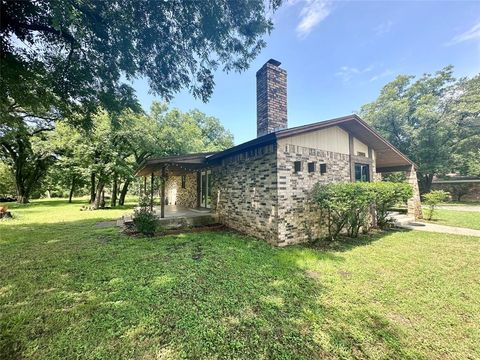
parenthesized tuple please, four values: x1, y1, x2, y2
(1, 199, 480, 359)
(423, 208, 480, 230)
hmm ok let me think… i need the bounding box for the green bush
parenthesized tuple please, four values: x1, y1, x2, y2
(313, 181, 413, 240)
(423, 190, 449, 220)
(133, 196, 158, 236)
(313, 182, 374, 240)
(372, 182, 412, 228)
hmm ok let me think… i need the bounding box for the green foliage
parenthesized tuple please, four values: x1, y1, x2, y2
(423, 190, 450, 220)
(381, 171, 406, 183)
(0, 162, 15, 197)
(1, 0, 279, 130)
(313, 182, 413, 240)
(133, 196, 158, 236)
(360, 68, 480, 192)
(372, 182, 413, 228)
(449, 75, 480, 176)
(313, 182, 374, 240)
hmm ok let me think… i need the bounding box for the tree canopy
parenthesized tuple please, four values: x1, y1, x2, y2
(360, 68, 480, 192)
(1, 0, 280, 124)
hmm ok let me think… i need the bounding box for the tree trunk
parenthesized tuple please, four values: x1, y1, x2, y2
(15, 172, 29, 204)
(90, 172, 96, 203)
(423, 174, 434, 193)
(118, 178, 131, 206)
(93, 181, 105, 209)
(111, 176, 118, 207)
(69, 178, 76, 203)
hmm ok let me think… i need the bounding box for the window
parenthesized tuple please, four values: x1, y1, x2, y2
(355, 164, 370, 182)
(294, 161, 302, 173)
(308, 162, 315, 173)
(181, 175, 186, 189)
(320, 163, 327, 175)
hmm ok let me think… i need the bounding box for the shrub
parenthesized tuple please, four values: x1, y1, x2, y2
(423, 190, 449, 220)
(313, 182, 374, 241)
(371, 182, 412, 228)
(133, 196, 158, 236)
(313, 181, 414, 240)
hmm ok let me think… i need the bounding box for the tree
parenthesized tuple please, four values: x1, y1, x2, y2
(361, 67, 463, 193)
(46, 123, 90, 202)
(0, 161, 15, 197)
(0, 115, 56, 203)
(450, 75, 480, 176)
(1, 0, 280, 126)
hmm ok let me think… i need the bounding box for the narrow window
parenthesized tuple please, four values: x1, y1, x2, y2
(320, 163, 327, 174)
(294, 161, 302, 173)
(181, 175, 186, 189)
(308, 162, 315, 173)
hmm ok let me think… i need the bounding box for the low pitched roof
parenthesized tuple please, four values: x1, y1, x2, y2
(135, 152, 217, 176)
(136, 114, 415, 176)
(209, 114, 415, 171)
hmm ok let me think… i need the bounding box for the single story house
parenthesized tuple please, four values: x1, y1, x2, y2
(136, 59, 421, 246)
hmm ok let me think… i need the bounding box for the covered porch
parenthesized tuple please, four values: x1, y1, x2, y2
(134, 153, 217, 218)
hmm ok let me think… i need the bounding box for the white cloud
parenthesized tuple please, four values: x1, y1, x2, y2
(369, 69, 395, 82)
(294, 0, 333, 39)
(373, 20, 393, 36)
(446, 21, 480, 46)
(335, 65, 373, 82)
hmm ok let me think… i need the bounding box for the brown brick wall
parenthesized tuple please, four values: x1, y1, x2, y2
(211, 144, 279, 244)
(276, 142, 351, 245)
(256, 62, 287, 137)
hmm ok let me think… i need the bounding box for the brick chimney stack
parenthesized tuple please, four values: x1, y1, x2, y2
(256, 59, 287, 137)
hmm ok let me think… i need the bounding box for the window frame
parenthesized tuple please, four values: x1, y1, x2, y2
(354, 163, 370, 182)
(293, 161, 302, 173)
(320, 163, 327, 175)
(181, 175, 186, 189)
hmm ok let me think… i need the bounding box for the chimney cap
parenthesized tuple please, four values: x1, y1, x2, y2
(267, 59, 281, 67)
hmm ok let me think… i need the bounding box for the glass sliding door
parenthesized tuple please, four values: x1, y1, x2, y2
(200, 170, 212, 208)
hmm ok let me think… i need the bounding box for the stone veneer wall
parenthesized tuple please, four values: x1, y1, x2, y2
(276, 142, 351, 246)
(406, 165, 423, 219)
(211, 144, 279, 244)
(165, 173, 198, 208)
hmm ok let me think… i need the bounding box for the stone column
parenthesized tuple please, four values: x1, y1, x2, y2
(406, 165, 422, 219)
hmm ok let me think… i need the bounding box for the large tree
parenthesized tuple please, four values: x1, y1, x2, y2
(1, 0, 278, 203)
(360, 67, 480, 192)
(1, 0, 280, 120)
(449, 75, 480, 176)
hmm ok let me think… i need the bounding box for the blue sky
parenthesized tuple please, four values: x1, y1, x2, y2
(132, 0, 480, 145)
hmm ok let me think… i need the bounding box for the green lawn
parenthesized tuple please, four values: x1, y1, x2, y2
(424, 208, 480, 230)
(1, 199, 479, 359)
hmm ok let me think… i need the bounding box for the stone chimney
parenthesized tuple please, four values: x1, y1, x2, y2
(256, 59, 287, 137)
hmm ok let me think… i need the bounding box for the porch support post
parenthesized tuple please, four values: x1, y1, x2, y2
(348, 134, 355, 182)
(196, 171, 201, 208)
(160, 166, 166, 218)
(406, 165, 422, 219)
(150, 172, 154, 211)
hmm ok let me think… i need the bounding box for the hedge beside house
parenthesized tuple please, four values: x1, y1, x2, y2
(312, 182, 412, 241)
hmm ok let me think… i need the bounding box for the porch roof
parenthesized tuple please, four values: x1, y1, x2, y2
(135, 152, 217, 177)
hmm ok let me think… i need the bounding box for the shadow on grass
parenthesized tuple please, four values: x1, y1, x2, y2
(1, 211, 420, 358)
(305, 228, 414, 254)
